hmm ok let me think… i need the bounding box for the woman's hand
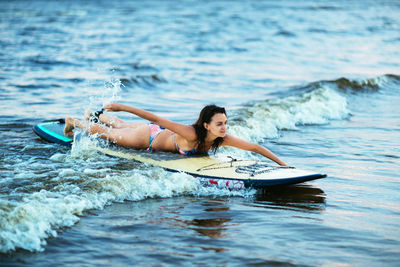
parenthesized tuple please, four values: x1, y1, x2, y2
(103, 103, 124, 112)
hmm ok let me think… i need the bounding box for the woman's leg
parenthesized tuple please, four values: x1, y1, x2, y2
(64, 117, 150, 148)
(85, 110, 131, 129)
(98, 112, 129, 128)
(98, 112, 145, 129)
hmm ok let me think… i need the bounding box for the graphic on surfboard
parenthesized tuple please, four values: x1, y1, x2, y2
(33, 120, 327, 189)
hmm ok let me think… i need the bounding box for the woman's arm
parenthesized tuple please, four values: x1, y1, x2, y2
(103, 103, 197, 141)
(104, 103, 160, 123)
(222, 134, 288, 166)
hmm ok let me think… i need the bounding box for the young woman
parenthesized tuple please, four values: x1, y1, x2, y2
(64, 103, 288, 166)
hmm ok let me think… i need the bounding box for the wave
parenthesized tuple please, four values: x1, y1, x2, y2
(26, 55, 81, 67)
(120, 74, 167, 87)
(0, 170, 194, 252)
(305, 74, 400, 94)
(0, 137, 251, 253)
(116, 62, 166, 88)
(228, 74, 399, 144)
(229, 87, 349, 143)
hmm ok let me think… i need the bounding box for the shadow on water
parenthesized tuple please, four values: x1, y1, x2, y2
(150, 185, 327, 242)
(253, 184, 326, 212)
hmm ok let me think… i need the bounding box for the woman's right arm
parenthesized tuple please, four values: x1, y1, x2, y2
(104, 103, 198, 141)
(222, 134, 288, 166)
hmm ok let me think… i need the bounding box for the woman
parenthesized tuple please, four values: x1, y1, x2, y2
(64, 103, 288, 166)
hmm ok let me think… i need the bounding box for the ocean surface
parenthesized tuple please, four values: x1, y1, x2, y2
(1, 0, 399, 266)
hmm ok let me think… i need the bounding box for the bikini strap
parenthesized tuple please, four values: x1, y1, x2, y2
(174, 134, 197, 156)
(174, 134, 179, 152)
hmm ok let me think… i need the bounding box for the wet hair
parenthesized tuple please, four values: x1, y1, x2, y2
(192, 104, 226, 154)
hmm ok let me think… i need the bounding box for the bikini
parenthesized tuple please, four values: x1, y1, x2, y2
(174, 135, 197, 156)
(148, 123, 197, 156)
(148, 123, 164, 152)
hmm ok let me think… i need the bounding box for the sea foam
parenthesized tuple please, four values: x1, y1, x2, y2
(0, 136, 250, 253)
(229, 87, 349, 142)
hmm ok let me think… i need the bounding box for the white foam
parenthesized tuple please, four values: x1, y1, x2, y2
(229, 87, 349, 142)
(0, 135, 252, 253)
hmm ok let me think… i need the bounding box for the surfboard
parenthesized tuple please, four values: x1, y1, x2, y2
(33, 120, 327, 189)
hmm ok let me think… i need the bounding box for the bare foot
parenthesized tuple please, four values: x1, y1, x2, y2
(64, 117, 75, 136)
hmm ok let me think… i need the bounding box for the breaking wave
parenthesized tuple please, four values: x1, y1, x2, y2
(228, 74, 399, 143)
(229, 87, 349, 142)
(0, 136, 251, 253)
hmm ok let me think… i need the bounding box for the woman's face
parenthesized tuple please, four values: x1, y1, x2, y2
(204, 113, 227, 138)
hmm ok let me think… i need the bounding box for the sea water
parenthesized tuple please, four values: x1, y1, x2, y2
(1, 0, 399, 266)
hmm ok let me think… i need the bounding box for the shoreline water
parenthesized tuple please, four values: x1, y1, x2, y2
(1, 0, 399, 265)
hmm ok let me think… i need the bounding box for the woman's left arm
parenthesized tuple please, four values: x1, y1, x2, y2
(222, 135, 288, 166)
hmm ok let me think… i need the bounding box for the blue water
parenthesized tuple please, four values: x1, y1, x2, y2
(1, 0, 399, 266)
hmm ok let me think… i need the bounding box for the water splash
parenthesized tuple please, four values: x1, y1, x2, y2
(86, 71, 123, 112)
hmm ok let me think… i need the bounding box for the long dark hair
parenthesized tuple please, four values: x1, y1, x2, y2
(192, 104, 226, 154)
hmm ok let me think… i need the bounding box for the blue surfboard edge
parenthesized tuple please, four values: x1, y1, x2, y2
(33, 120, 73, 147)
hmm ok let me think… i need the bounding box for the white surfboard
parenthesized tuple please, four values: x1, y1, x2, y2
(33, 120, 327, 189)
